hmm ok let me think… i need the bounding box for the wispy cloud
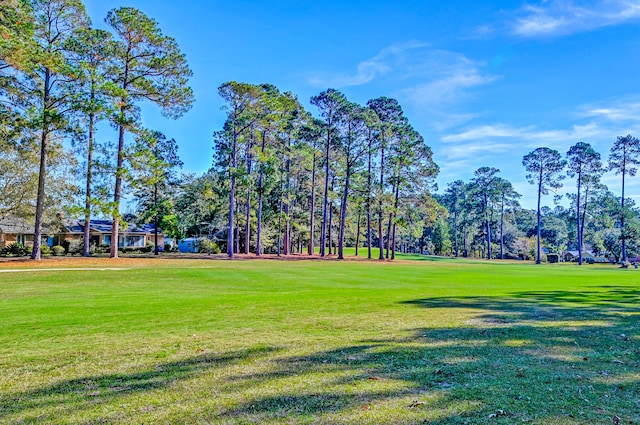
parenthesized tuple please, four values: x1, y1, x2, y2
(579, 96, 640, 122)
(513, 0, 640, 37)
(442, 122, 611, 147)
(401, 52, 498, 108)
(307, 43, 498, 130)
(307, 41, 427, 88)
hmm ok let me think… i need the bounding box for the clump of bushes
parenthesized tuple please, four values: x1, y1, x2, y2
(62, 239, 82, 255)
(197, 237, 220, 254)
(52, 245, 65, 256)
(40, 245, 51, 256)
(142, 240, 155, 253)
(0, 243, 30, 257)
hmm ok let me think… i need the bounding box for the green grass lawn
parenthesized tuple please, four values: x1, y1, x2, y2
(0, 255, 638, 424)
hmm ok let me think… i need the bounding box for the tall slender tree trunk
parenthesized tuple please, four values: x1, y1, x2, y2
(355, 208, 361, 257)
(83, 108, 95, 257)
(385, 173, 397, 259)
(32, 68, 53, 261)
(153, 181, 159, 256)
(484, 195, 492, 260)
(227, 124, 237, 258)
(284, 137, 291, 255)
(256, 131, 266, 256)
(366, 135, 373, 259)
(576, 173, 582, 265)
(110, 109, 127, 258)
(235, 200, 240, 254)
(536, 171, 542, 264)
(338, 167, 351, 260)
(621, 169, 626, 262)
(378, 142, 385, 260)
(244, 137, 253, 255)
(111, 53, 131, 259)
(277, 167, 283, 256)
(463, 221, 468, 258)
(328, 176, 335, 255)
(391, 176, 400, 260)
(500, 195, 505, 259)
(320, 127, 330, 257)
(453, 209, 458, 257)
(308, 150, 316, 255)
(580, 187, 590, 261)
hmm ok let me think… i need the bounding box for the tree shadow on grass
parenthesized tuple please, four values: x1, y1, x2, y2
(220, 288, 640, 424)
(0, 345, 279, 420)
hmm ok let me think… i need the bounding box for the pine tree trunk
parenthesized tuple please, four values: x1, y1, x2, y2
(256, 132, 266, 256)
(621, 169, 626, 261)
(320, 127, 330, 257)
(227, 125, 237, 258)
(111, 110, 127, 258)
(355, 208, 361, 257)
(391, 176, 400, 260)
(500, 195, 505, 259)
(308, 151, 316, 255)
(338, 167, 351, 260)
(328, 177, 334, 255)
(284, 137, 291, 255)
(244, 138, 252, 255)
(576, 172, 582, 265)
(83, 109, 95, 257)
(378, 142, 385, 260)
(32, 67, 53, 261)
(536, 170, 542, 264)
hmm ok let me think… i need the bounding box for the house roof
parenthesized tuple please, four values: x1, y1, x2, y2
(62, 219, 161, 235)
(0, 216, 49, 234)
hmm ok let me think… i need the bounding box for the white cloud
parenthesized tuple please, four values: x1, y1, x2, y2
(307, 41, 427, 88)
(513, 0, 640, 37)
(307, 43, 498, 131)
(579, 97, 640, 122)
(442, 122, 612, 148)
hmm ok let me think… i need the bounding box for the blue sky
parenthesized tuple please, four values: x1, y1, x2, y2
(84, 0, 640, 209)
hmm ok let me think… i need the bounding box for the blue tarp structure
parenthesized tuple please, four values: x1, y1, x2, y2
(178, 238, 199, 253)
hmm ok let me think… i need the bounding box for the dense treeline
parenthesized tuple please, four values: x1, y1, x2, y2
(437, 138, 640, 264)
(204, 83, 439, 259)
(2, 1, 639, 264)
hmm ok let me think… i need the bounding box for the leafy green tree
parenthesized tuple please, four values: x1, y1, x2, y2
(336, 101, 367, 260)
(362, 107, 379, 259)
(66, 27, 115, 256)
(442, 180, 466, 257)
(470, 167, 500, 259)
(217, 82, 262, 257)
(310, 88, 347, 257)
(523, 147, 566, 264)
(387, 125, 438, 259)
(608, 134, 640, 261)
(567, 142, 602, 265)
(367, 96, 404, 260)
(106, 6, 193, 258)
(27, 0, 88, 260)
(298, 117, 323, 256)
(0, 0, 35, 71)
(494, 177, 520, 259)
(130, 129, 182, 255)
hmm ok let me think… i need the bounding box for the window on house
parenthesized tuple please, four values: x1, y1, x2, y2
(125, 236, 144, 247)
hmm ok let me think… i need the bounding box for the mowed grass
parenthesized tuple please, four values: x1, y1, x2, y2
(0, 254, 638, 424)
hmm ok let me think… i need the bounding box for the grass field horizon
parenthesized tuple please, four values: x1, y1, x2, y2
(0, 254, 638, 424)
